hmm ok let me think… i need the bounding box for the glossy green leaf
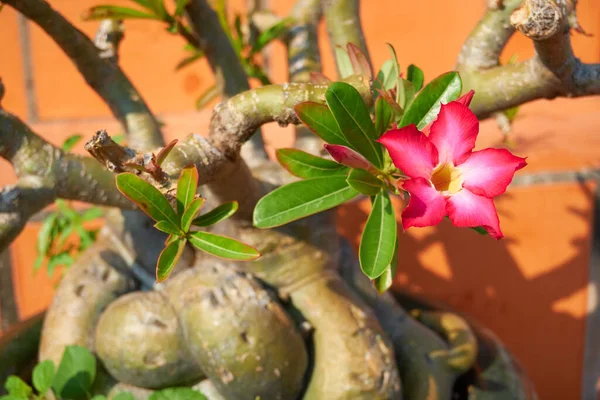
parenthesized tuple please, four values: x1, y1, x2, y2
(407, 64, 424, 91)
(374, 60, 396, 93)
(0, 395, 25, 400)
(154, 220, 182, 236)
(334, 46, 354, 78)
(81, 207, 103, 222)
(174, 0, 190, 17)
(471, 226, 489, 236)
(176, 166, 199, 217)
(253, 176, 359, 228)
(61, 134, 82, 152)
(276, 148, 348, 179)
(195, 84, 219, 110)
(359, 191, 397, 279)
(47, 252, 73, 276)
(386, 44, 402, 104)
(181, 197, 205, 232)
(399, 71, 462, 129)
(165, 235, 179, 246)
(294, 102, 351, 147)
(397, 79, 415, 110)
(156, 237, 187, 282)
(35, 213, 58, 270)
(175, 51, 204, 71)
(147, 0, 168, 19)
(192, 202, 238, 227)
(374, 237, 399, 293)
(374, 96, 393, 137)
(91, 396, 108, 400)
(52, 345, 96, 399)
(83, 5, 159, 20)
(325, 82, 383, 168)
(5, 376, 31, 398)
(346, 169, 384, 195)
(32, 360, 56, 395)
(188, 231, 260, 261)
(149, 388, 207, 400)
(116, 174, 179, 227)
(251, 17, 294, 55)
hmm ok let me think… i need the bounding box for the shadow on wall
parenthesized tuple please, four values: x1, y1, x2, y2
(337, 180, 595, 400)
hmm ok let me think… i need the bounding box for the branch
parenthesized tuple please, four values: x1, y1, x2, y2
(286, 0, 322, 83)
(185, 0, 268, 161)
(3, 0, 163, 151)
(0, 109, 133, 251)
(94, 19, 124, 63)
(460, 0, 600, 119)
(321, 0, 372, 78)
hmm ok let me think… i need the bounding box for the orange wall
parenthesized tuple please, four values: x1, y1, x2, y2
(2, 1, 600, 399)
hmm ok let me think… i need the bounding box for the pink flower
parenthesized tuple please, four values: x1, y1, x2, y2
(377, 97, 526, 239)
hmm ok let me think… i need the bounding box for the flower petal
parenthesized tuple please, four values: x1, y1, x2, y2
(429, 101, 479, 165)
(446, 189, 503, 239)
(456, 90, 475, 107)
(378, 125, 438, 179)
(459, 148, 527, 198)
(323, 144, 373, 170)
(401, 178, 446, 230)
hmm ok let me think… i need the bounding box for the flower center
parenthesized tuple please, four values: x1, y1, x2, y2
(431, 163, 463, 194)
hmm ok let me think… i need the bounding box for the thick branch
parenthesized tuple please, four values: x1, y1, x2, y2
(94, 19, 124, 63)
(462, 0, 600, 118)
(3, 0, 163, 151)
(287, 0, 322, 83)
(322, 0, 372, 78)
(185, 0, 268, 160)
(456, 0, 523, 70)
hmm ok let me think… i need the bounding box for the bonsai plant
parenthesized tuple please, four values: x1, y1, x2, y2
(0, 0, 596, 398)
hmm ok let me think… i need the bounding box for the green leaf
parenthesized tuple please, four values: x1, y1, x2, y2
(503, 105, 519, 122)
(294, 102, 351, 147)
(346, 169, 384, 196)
(91, 396, 108, 400)
(47, 252, 74, 276)
(251, 17, 293, 55)
(5, 376, 32, 398)
(192, 202, 238, 227)
(407, 64, 424, 92)
(156, 237, 187, 282)
(156, 139, 178, 167)
(399, 71, 462, 129)
(176, 166, 198, 217)
(374, 96, 393, 137)
(374, 237, 399, 293)
(175, 51, 204, 71)
(359, 191, 397, 279)
(188, 231, 260, 261)
(154, 220, 183, 236)
(149, 387, 206, 400)
(36, 213, 58, 269)
(347, 43, 372, 79)
(397, 78, 415, 110)
(147, 0, 169, 19)
(116, 173, 179, 227)
(471, 226, 489, 236)
(33, 360, 56, 395)
(253, 176, 359, 228)
(196, 85, 219, 110)
(334, 46, 354, 78)
(52, 345, 96, 400)
(61, 134, 82, 152)
(374, 60, 396, 93)
(83, 5, 159, 20)
(325, 82, 383, 168)
(165, 235, 179, 246)
(81, 207, 103, 221)
(174, 0, 190, 17)
(276, 148, 349, 179)
(385, 44, 402, 104)
(181, 198, 205, 232)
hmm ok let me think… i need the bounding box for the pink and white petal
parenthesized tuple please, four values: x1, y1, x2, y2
(459, 148, 527, 198)
(377, 125, 439, 179)
(446, 189, 503, 239)
(456, 90, 475, 107)
(429, 101, 479, 165)
(401, 178, 447, 230)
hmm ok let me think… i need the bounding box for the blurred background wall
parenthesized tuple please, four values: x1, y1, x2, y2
(1, 1, 600, 398)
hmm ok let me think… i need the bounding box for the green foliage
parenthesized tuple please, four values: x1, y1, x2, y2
(294, 102, 352, 148)
(407, 64, 424, 92)
(346, 169, 384, 196)
(116, 166, 259, 282)
(276, 148, 349, 179)
(52, 346, 96, 399)
(61, 134, 83, 152)
(399, 71, 462, 129)
(32, 361, 56, 396)
(149, 388, 206, 400)
(359, 191, 397, 279)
